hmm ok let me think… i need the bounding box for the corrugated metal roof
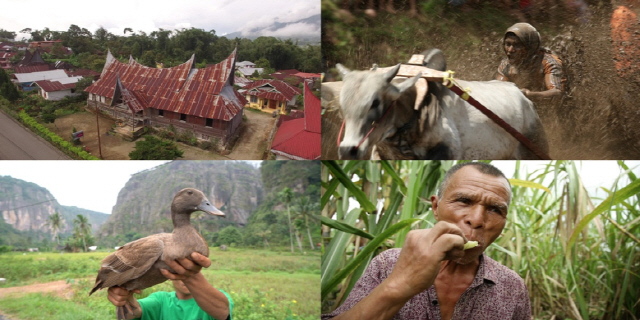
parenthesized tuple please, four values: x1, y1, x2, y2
(304, 82, 321, 133)
(14, 69, 68, 83)
(13, 64, 51, 74)
(270, 118, 321, 160)
(86, 49, 244, 121)
(35, 80, 75, 92)
(244, 79, 301, 101)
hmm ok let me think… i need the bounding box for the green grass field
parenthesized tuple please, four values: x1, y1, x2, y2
(0, 247, 320, 320)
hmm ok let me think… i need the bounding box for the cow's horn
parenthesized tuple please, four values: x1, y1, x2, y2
(336, 63, 351, 76)
(383, 64, 401, 83)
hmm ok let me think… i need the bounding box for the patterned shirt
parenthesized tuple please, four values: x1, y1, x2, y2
(322, 249, 531, 320)
(498, 50, 564, 92)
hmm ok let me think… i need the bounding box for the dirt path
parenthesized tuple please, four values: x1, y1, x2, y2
(227, 110, 276, 160)
(0, 280, 71, 299)
(45, 109, 276, 160)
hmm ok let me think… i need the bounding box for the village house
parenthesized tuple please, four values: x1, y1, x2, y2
(85, 49, 246, 143)
(0, 51, 16, 69)
(12, 69, 69, 91)
(269, 82, 320, 160)
(34, 76, 84, 100)
(270, 69, 321, 87)
(243, 79, 301, 115)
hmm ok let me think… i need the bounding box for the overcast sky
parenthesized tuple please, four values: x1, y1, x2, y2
(1, 0, 320, 40)
(0, 160, 262, 214)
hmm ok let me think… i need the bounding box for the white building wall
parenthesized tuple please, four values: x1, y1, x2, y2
(45, 90, 79, 101)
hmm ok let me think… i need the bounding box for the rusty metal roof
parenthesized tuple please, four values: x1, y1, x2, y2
(86, 49, 244, 121)
(35, 80, 76, 92)
(244, 79, 301, 102)
(13, 64, 50, 74)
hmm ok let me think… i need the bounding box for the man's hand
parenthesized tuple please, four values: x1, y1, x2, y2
(107, 286, 142, 319)
(385, 221, 467, 300)
(161, 252, 211, 281)
(520, 88, 531, 97)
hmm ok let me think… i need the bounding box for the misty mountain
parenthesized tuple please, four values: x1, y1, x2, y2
(224, 14, 320, 45)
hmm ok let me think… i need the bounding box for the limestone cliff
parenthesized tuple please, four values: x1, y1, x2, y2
(0, 175, 109, 241)
(99, 161, 264, 237)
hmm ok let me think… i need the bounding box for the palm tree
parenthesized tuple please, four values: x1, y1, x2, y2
(47, 212, 63, 247)
(73, 214, 91, 252)
(293, 196, 320, 250)
(278, 187, 295, 253)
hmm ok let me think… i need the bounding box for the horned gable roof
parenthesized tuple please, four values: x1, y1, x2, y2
(86, 49, 244, 121)
(244, 79, 301, 102)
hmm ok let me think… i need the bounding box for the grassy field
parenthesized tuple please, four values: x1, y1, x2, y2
(0, 247, 320, 320)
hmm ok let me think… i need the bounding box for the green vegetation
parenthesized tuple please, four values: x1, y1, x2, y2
(0, 248, 319, 320)
(128, 135, 184, 160)
(17, 111, 98, 160)
(0, 68, 20, 102)
(321, 160, 640, 319)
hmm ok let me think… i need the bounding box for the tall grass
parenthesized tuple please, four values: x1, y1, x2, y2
(320, 160, 640, 319)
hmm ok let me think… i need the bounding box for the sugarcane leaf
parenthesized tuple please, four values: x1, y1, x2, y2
(323, 160, 377, 213)
(321, 218, 419, 300)
(319, 215, 374, 240)
(568, 178, 640, 251)
(509, 178, 551, 194)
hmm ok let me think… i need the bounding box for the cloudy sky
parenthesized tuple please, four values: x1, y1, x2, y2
(1, 0, 319, 40)
(0, 160, 261, 214)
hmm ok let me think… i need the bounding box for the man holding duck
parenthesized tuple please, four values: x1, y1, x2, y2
(107, 252, 232, 320)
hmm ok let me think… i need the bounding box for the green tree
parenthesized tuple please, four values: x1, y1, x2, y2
(0, 29, 16, 40)
(129, 135, 184, 160)
(74, 77, 93, 99)
(47, 212, 63, 246)
(0, 69, 20, 102)
(218, 226, 242, 246)
(73, 214, 91, 252)
(278, 187, 297, 253)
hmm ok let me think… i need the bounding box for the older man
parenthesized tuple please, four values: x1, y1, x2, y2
(322, 162, 531, 320)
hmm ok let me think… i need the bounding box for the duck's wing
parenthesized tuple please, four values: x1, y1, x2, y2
(90, 234, 170, 295)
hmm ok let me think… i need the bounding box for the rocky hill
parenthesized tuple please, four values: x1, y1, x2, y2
(0, 175, 109, 245)
(98, 161, 264, 238)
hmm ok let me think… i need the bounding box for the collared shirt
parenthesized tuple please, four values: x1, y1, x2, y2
(322, 249, 531, 320)
(498, 50, 564, 92)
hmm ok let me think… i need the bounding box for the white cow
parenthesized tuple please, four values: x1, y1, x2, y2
(335, 49, 549, 159)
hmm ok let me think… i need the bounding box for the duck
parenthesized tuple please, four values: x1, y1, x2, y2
(89, 188, 224, 319)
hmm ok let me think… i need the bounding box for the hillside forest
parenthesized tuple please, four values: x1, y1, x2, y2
(0, 160, 321, 254)
(2, 24, 321, 73)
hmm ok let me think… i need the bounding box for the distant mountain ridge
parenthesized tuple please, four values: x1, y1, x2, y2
(98, 161, 264, 238)
(0, 176, 109, 244)
(224, 14, 320, 44)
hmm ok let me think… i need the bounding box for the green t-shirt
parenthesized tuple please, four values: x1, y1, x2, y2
(135, 290, 233, 320)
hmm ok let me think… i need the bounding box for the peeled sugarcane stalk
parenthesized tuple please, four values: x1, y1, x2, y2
(463, 241, 478, 250)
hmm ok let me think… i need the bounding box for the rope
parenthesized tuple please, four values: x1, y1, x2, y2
(443, 72, 551, 160)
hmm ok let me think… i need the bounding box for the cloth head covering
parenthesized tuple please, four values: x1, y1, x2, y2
(504, 23, 541, 65)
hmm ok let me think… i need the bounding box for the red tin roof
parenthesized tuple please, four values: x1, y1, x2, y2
(35, 80, 76, 92)
(14, 64, 51, 73)
(86, 49, 244, 121)
(244, 79, 301, 102)
(270, 82, 321, 160)
(303, 81, 321, 133)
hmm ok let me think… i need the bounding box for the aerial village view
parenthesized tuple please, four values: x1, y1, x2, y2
(0, 1, 321, 160)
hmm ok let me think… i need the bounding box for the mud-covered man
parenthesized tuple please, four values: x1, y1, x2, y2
(497, 22, 564, 99)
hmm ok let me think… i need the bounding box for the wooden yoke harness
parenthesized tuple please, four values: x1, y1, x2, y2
(337, 54, 551, 160)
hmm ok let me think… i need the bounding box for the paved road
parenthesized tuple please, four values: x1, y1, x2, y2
(0, 110, 71, 160)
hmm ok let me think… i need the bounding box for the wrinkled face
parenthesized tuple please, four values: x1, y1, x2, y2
(504, 34, 527, 65)
(431, 166, 511, 265)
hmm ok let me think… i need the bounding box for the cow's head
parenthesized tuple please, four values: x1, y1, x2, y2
(336, 63, 420, 159)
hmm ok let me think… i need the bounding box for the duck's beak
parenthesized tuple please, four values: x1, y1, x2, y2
(197, 199, 225, 216)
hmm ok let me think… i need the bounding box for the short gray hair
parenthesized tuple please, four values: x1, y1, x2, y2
(437, 162, 511, 204)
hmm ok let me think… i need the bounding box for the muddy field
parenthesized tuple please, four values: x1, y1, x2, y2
(45, 110, 276, 160)
(322, 0, 640, 159)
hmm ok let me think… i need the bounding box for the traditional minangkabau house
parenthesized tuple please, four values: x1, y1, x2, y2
(269, 82, 320, 160)
(85, 49, 246, 143)
(243, 79, 301, 115)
